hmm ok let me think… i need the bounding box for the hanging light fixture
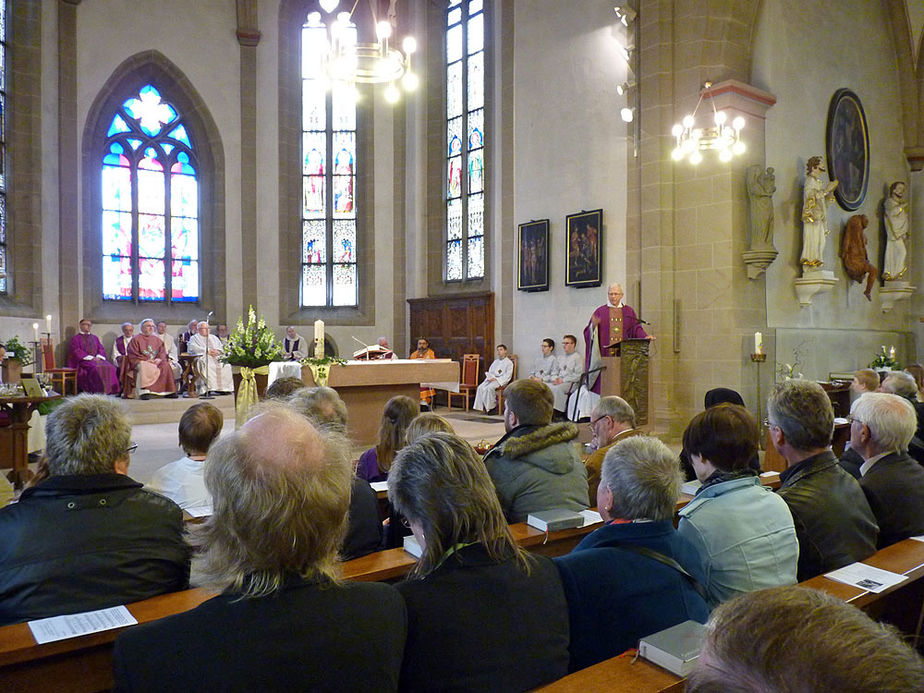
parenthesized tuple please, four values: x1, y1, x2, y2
(671, 82, 746, 165)
(614, 4, 637, 26)
(316, 0, 418, 102)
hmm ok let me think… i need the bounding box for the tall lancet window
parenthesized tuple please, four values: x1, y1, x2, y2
(101, 84, 200, 302)
(0, 1, 9, 293)
(301, 11, 358, 307)
(445, 0, 484, 281)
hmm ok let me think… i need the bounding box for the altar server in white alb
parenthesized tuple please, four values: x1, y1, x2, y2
(551, 334, 583, 416)
(473, 344, 514, 413)
(187, 321, 233, 395)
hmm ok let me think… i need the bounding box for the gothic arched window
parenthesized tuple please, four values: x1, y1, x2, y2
(445, 0, 484, 281)
(100, 84, 199, 303)
(301, 11, 358, 307)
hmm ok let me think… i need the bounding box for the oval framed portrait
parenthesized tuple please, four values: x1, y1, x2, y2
(825, 88, 869, 211)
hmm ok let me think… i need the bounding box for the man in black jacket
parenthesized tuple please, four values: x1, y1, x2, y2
(113, 403, 406, 691)
(848, 392, 924, 547)
(0, 394, 189, 626)
(770, 380, 878, 581)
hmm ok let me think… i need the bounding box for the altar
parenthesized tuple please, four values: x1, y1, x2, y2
(301, 359, 459, 446)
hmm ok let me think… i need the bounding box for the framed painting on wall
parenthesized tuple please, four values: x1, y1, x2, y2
(517, 220, 550, 291)
(826, 88, 869, 211)
(565, 209, 603, 288)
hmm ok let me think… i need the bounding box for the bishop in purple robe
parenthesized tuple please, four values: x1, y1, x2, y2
(67, 319, 120, 394)
(582, 284, 648, 394)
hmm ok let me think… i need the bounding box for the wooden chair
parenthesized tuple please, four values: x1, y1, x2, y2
(495, 354, 518, 414)
(40, 338, 77, 396)
(447, 354, 480, 411)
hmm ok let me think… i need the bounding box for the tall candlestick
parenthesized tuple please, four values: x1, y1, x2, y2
(32, 323, 39, 343)
(314, 320, 325, 359)
(45, 314, 52, 334)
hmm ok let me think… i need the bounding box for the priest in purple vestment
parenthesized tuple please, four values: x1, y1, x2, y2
(120, 319, 177, 399)
(67, 319, 120, 395)
(582, 284, 648, 394)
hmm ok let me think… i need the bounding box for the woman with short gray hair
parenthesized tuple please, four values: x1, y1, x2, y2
(390, 432, 570, 691)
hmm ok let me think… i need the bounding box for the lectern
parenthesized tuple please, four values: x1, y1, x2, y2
(597, 338, 651, 426)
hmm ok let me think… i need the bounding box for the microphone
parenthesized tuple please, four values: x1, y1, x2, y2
(351, 335, 368, 347)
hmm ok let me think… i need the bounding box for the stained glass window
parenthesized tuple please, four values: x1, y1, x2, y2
(301, 12, 358, 307)
(0, 1, 8, 293)
(100, 84, 199, 302)
(445, 0, 485, 281)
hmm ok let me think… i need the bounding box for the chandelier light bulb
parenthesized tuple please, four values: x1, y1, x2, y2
(718, 148, 733, 162)
(402, 70, 419, 91)
(402, 36, 417, 54)
(671, 147, 684, 161)
(732, 141, 746, 155)
(376, 21, 392, 40)
(682, 114, 695, 129)
(620, 107, 634, 122)
(681, 138, 696, 154)
(732, 116, 745, 130)
(319, 0, 339, 13)
(689, 150, 703, 165)
(384, 83, 400, 103)
(714, 110, 727, 125)
(671, 123, 683, 138)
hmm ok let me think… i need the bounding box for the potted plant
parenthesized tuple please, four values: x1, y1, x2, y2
(3, 335, 35, 385)
(220, 307, 284, 424)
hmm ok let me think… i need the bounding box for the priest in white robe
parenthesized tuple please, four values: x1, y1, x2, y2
(282, 326, 308, 361)
(157, 321, 182, 381)
(472, 344, 514, 413)
(551, 335, 583, 414)
(187, 321, 233, 395)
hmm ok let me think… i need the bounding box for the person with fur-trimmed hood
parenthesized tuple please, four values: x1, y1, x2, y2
(484, 379, 589, 522)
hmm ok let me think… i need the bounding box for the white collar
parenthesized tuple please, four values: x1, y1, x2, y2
(860, 450, 894, 477)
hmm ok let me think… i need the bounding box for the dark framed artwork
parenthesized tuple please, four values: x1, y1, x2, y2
(825, 88, 869, 211)
(565, 209, 603, 288)
(517, 219, 550, 291)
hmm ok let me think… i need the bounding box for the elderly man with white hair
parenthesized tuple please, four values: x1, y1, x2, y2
(848, 392, 924, 547)
(187, 321, 233, 395)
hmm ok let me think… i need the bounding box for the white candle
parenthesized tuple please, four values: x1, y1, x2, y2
(32, 323, 39, 342)
(754, 331, 762, 355)
(890, 345, 896, 360)
(314, 320, 325, 359)
(45, 314, 52, 333)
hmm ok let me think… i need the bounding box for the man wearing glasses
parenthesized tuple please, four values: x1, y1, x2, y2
(583, 396, 641, 506)
(769, 380, 878, 581)
(0, 394, 189, 626)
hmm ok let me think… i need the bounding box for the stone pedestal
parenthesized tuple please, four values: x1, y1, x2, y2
(879, 280, 915, 313)
(742, 249, 778, 279)
(794, 269, 838, 307)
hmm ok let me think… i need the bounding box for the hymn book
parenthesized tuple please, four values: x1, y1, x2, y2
(637, 620, 706, 676)
(526, 508, 584, 532)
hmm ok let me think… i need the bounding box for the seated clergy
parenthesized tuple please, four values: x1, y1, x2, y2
(113, 404, 406, 690)
(112, 321, 134, 370)
(771, 379, 878, 581)
(67, 318, 120, 394)
(848, 392, 924, 547)
(582, 396, 642, 506)
(283, 325, 307, 361)
(121, 319, 177, 399)
(472, 343, 514, 413)
(686, 587, 924, 692)
(678, 403, 798, 605)
(528, 338, 560, 385)
(287, 386, 383, 561)
(555, 436, 709, 672)
(483, 379, 588, 522)
(156, 320, 182, 381)
(0, 395, 189, 626)
(551, 334, 583, 415)
(178, 319, 199, 354)
(147, 402, 224, 511)
(187, 321, 233, 395)
(390, 432, 570, 691)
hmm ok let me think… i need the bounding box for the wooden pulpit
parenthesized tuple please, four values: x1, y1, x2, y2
(598, 338, 651, 426)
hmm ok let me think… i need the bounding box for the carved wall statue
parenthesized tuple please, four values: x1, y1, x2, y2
(800, 156, 839, 269)
(746, 165, 776, 250)
(839, 213, 877, 300)
(883, 181, 909, 281)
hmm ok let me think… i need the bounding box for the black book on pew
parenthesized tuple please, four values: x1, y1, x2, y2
(637, 620, 706, 676)
(526, 508, 584, 532)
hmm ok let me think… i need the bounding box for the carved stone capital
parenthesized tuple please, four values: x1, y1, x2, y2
(879, 281, 915, 313)
(742, 249, 778, 279)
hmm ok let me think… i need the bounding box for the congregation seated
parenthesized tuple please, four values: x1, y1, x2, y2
(677, 403, 798, 605)
(555, 436, 709, 672)
(685, 586, 924, 691)
(878, 370, 924, 463)
(771, 379, 878, 581)
(840, 368, 883, 477)
(384, 412, 456, 549)
(848, 392, 924, 547)
(287, 386, 382, 560)
(905, 362, 924, 402)
(390, 432, 570, 691)
(187, 321, 233, 395)
(483, 379, 588, 522)
(67, 318, 120, 394)
(356, 395, 418, 483)
(679, 387, 760, 481)
(146, 402, 224, 510)
(113, 404, 406, 690)
(0, 394, 189, 626)
(472, 343, 514, 413)
(264, 375, 306, 400)
(582, 395, 642, 506)
(120, 318, 177, 399)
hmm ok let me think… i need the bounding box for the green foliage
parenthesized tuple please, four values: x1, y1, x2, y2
(870, 346, 900, 371)
(219, 306, 284, 368)
(4, 336, 34, 366)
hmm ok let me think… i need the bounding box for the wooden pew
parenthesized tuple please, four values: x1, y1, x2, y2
(535, 653, 683, 692)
